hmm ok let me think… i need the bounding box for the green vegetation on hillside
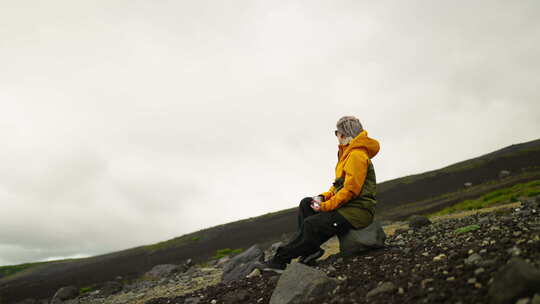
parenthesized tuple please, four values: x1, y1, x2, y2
(430, 179, 540, 216)
(213, 248, 243, 259)
(0, 261, 47, 279)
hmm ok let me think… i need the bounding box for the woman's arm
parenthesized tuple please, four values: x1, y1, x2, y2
(319, 151, 368, 212)
(318, 185, 336, 201)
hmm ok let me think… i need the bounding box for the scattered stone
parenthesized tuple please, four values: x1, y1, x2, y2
(145, 264, 183, 278)
(222, 245, 265, 283)
(216, 256, 231, 268)
(465, 253, 482, 265)
(479, 217, 490, 224)
(50, 286, 78, 304)
(366, 282, 396, 298)
(338, 221, 387, 255)
(433, 254, 446, 261)
(246, 268, 261, 278)
(409, 215, 432, 229)
(184, 297, 202, 304)
(507, 247, 522, 256)
(475, 268, 485, 275)
(421, 278, 434, 289)
(464, 182, 473, 188)
(269, 262, 339, 304)
(223, 289, 249, 304)
(498, 170, 511, 179)
(516, 298, 531, 304)
(94, 281, 120, 297)
(489, 258, 540, 304)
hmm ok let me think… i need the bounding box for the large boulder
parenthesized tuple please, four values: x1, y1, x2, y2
(269, 262, 338, 304)
(222, 245, 264, 283)
(50, 286, 78, 304)
(338, 221, 386, 255)
(489, 257, 540, 304)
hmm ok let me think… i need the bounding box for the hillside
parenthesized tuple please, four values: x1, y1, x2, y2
(1, 138, 540, 303)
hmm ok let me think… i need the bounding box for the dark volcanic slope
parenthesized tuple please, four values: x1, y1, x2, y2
(1, 138, 540, 303)
(377, 138, 540, 212)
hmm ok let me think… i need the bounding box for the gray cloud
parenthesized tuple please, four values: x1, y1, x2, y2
(1, 0, 539, 266)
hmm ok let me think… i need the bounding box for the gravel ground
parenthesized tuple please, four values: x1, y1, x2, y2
(144, 199, 540, 304)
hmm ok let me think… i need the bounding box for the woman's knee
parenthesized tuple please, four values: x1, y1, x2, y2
(299, 197, 312, 208)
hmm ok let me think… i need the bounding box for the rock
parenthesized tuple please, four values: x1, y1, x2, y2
(246, 268, 261, 278)
(145, 264, 182, 278)
(488, 258, 540, 304)
(264, 242, 283, 262)
(99, 281, 122, 296)
(409, 215, 432, 229)
(338, 221, 386, 255)
(474, 268, 485, 275)
(223, 289, 249, 304)
(366, 282, 396, 298)
(222, 245, 265, 283)
(51, 286, 79, 304)
(216, 256, 231, 268)
(465, 253, 482, 265)
(499, 170, 511, 179)
(464, 182, 473, 188)
(184, 297, 202, 304)
(478, 217, 490, 225)
(433, 254, 446, 261)
(269, 262, 339, 304)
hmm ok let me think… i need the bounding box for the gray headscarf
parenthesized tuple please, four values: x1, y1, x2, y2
(336, 116, 363, 138)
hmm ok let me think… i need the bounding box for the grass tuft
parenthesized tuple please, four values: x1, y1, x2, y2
(454, 224, 481, 234)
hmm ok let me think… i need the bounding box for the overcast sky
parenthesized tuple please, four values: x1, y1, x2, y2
(1, 0, 539, 266)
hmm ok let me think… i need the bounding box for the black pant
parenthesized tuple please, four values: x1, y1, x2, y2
(277, 197, 353, 261)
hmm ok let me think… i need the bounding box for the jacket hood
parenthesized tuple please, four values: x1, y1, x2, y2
(338, 130, 380, 160)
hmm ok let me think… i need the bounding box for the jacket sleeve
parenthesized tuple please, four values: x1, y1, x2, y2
(320, 151, 368, 212)
(318, 185, 335, 201)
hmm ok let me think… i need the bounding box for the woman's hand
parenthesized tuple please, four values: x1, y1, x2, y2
(310, 200, 321, 212)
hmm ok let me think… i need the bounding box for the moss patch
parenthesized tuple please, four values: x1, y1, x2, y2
(430, 179, 540, 216)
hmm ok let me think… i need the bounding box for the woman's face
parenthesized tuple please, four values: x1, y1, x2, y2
(335, 130, 347, 145)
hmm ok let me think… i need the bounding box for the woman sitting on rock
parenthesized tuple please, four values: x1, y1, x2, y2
(263, 115, 380, 271)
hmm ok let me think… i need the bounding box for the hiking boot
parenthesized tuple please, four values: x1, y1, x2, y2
(299, 248, 325, 266)
(261, 247, 291, 273)
(261, 258, 287, 273)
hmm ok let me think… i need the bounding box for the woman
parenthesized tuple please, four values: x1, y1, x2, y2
(263, 115, 380, 271)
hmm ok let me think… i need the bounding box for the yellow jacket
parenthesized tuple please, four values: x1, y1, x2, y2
(319, 130, 380, 212)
